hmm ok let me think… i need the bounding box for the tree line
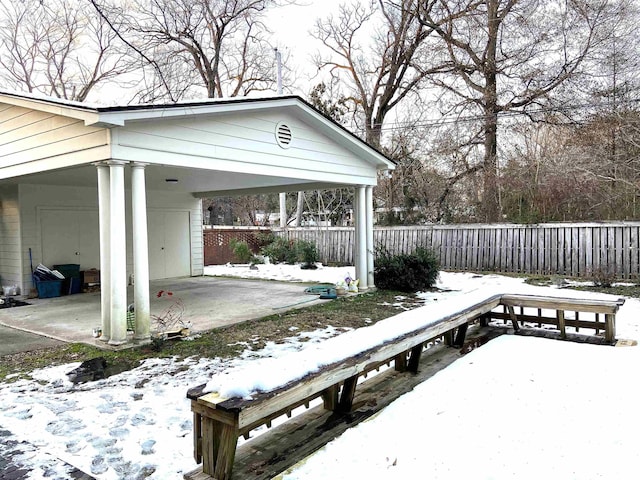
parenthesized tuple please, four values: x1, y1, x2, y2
(2, 0, 638, 224)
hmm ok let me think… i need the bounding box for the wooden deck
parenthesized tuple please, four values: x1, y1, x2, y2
(185, 293, 625, 480)
(185, 325, 502, 480)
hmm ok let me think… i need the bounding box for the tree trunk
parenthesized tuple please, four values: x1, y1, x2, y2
(482, 0, 501, 223)
(483, 106, 500, 222)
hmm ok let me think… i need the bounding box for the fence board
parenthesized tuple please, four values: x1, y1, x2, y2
(264, 223, 640, 279)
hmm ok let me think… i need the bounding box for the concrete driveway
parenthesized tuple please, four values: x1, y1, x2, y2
(0, 276, 328, 349)
(0, 324, 63, 356)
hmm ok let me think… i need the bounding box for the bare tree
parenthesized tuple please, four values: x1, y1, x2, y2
(417, 0, 611, 221)
(0, 0, 134, 102)
(312, 0, 449, 148)
(91, 0, 292, 101)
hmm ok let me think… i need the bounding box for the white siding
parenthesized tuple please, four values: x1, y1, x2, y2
(112, 110, 378, 185)
(17, 182, 203, 290)
(146, 189, 203, 277)
(0, 103, 110, 178)
(0, 185, 22, 289)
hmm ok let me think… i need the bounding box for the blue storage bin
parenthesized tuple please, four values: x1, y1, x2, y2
(36, 280, 62, 298)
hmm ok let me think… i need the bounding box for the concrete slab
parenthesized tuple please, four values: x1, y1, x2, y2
(0, 324, 63, 356)
(0, 276, 327, 348)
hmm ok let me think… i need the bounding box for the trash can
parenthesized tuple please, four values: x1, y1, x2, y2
(53, 264, 81, 295)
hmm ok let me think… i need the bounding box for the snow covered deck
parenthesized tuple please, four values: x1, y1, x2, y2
(185, 290, 624, 480)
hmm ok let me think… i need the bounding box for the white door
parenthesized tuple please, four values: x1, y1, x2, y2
(147, 210, 191, 280)
(41, 209, 100, 269)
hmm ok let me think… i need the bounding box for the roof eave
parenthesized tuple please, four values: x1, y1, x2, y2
(0, 91, 100, 125)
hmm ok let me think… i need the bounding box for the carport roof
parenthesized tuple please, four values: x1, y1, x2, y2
(1, 90, 396, 196)
(0, 90, 396, 171)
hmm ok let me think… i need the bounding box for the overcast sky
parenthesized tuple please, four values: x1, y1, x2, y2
(265, 0, 352, 95)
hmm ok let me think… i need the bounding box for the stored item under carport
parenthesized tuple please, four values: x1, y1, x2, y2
(54, 264, 81, 295)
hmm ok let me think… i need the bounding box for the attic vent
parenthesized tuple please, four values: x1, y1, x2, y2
(275, 122, 292, 148)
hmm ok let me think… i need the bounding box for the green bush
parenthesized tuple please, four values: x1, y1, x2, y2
(260, 237, 319, 266)
(261, 236, 298, 264)
(230, 239, 254, 264)
(297, 240, 319, 268)
(374, 247, 439, 292)
(255, 232, 276, 248)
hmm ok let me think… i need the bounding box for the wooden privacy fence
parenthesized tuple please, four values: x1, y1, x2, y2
(276, 223, 640, 279)
(203, 227, 271, 265)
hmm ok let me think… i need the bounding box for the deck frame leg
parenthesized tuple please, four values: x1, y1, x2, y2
(394, 351, 408, 372)
(213, 423, 239, 480)
(453, 324, 468, 348)
(605, 313, 615, 343)
(444, 329, 455, 346)
(322, 384, 339, 410)
(507, 306, 520, 332)
(193, 411, 202, 463)
(338, 375, 358, 413)
(557, 310, 566, 339)
(201, 416, 217, 475)
(407, 343, 424, 373)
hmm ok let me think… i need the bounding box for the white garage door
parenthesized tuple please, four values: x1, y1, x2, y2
(148, 210, 191, 280)
(41, 209, 100, 270)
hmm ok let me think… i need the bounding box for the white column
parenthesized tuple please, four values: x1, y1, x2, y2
(355, 186, 368, 290)
(353, 188, 360, 282)
(95, 163, 111, 342)
(279, 192, 287, 228)
(366, 185, 375, 289)
(108, 161, 128, 345)
(131, 163, 150, 341)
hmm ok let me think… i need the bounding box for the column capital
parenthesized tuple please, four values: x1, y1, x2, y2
(131, 162, 149, 169)
(105, 160, 129, 167)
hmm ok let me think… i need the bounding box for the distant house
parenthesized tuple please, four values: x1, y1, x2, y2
(0, 91, 395, 344)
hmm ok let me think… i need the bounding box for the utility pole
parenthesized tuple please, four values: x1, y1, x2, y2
(276, 48, 287, 229)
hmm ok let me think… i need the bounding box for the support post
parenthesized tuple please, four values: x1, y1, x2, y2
(453, 324, 469, 348)
(131, 163, 150, 341)
(338, 376, 358, 413)
(557, 310, 566, 339)
(365, 185, 375, 289)
(355, 186, 368, 290)
(605, 313, 615, 343)
(394, 352, 408, 372)
(507, 306, 520, 332)
(279, 192, 286, 228)
(322, 385, 339, 410)
(95, 163, 111, 342)
(407, 343, 424, 373)
(108, 161, 128, 345)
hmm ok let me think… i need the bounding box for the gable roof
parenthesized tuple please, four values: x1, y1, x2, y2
(0, 90, 395, 171)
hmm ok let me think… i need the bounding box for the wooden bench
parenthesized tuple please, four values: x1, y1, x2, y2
(185, 292, 624, 480)
(487, 294, 625, 342)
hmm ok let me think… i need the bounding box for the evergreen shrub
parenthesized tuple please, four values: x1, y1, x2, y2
(261, 236, 298, 264)
(375, 246, 439, 292)
(229, 239, 254, 264)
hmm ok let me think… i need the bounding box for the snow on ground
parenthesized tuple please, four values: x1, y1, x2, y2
(1, 266, 639, 479)
(203, 263, 356, 284)
(280, 335, 640, 480)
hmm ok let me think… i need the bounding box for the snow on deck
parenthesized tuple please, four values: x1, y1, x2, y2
(203, 287, 505, 398)
(280, 334, 640, 480)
